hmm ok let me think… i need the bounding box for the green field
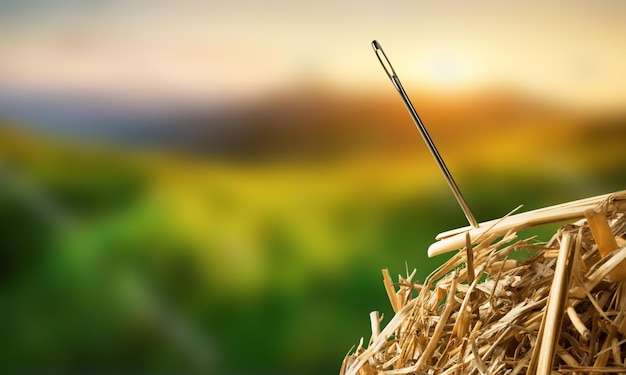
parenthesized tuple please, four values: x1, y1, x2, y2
(1, 117, 625, 374)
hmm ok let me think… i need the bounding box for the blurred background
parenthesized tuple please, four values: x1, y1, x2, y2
(1, 1, 626, 374)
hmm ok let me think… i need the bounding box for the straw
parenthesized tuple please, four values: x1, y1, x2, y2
(429, 191, 626, 257)
(341, 190, 626, 375)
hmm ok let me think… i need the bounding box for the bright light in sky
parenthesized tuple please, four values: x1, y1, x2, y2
(1, 1, 626, 110)
(409, 51, 482, 92)
(426, 56, 463, 88)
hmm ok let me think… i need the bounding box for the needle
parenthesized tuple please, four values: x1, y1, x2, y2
(372, 40, 478, 228)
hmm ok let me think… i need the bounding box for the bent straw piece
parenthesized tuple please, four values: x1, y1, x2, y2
(429, 191, 626, 257)
(436, 192, 621, 240)
(585, 207, 620, 258)
(585, 207, 626, 281)
(566, 305, 590, 341)
(471, 338, 490, 375)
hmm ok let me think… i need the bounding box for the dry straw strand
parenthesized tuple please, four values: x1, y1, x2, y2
(342, 190, 626, 375)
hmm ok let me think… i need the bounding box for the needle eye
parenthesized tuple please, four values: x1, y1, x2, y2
(372, 40, 396, 82)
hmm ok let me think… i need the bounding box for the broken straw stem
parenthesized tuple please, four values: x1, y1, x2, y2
(371, 40, 478, 228)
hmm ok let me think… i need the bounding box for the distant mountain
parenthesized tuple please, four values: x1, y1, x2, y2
(0, 84, 609, 160)
(131, 84, 578, 160)
(0, 89, 198, 147)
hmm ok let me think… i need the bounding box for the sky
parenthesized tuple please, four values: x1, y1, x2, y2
(1, 0, 626, 110)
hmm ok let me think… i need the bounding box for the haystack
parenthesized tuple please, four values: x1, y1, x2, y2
(341, 190, 626, 375)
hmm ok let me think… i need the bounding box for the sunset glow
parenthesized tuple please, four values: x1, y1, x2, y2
(3, 2, 626, 374)
(1, 1, 625, 109)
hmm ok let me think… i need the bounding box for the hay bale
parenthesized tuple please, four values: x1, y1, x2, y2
(341, 191, 626, 375)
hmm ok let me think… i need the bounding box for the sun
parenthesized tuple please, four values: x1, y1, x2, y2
(427, 56, 462, 86)
(412, 53, 481, 92)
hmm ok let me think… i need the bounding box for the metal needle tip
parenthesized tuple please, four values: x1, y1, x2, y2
(371, 40, 478, 229)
